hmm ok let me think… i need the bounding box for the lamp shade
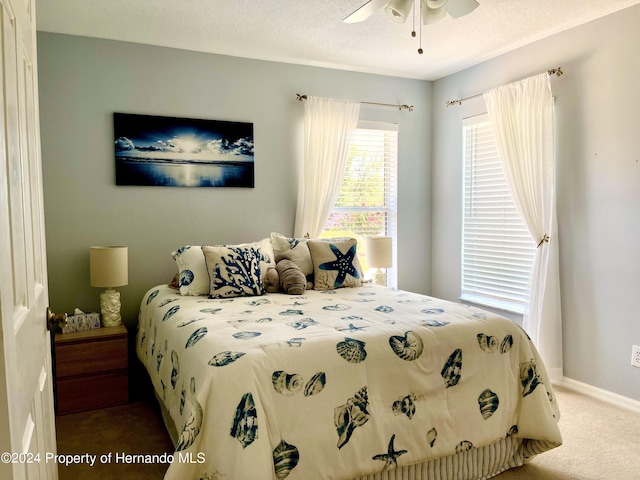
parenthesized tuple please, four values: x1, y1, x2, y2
(90, 246, 128, 288)
(365, 236, 393, 269)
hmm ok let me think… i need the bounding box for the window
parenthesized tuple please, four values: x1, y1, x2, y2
(321, 121, 398, 287)
(461, 114, 535, 314)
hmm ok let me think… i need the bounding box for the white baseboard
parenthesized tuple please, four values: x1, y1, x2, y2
(555, 376, 640, 415)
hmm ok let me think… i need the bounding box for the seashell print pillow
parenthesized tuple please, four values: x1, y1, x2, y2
(172, 238, 274, 296)
(307, 238, 363, 290)
(202, 245, 266, 298)
(171, 245, 210, 296)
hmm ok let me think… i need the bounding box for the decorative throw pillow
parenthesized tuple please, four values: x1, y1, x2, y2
(270, 232, 313, 279)
(243, 238, 276, 284)
(307, 238, 363, 290)
(172, 245, 210, 296)
(172, 238, 274, 296)
(202, 245, 266, 298)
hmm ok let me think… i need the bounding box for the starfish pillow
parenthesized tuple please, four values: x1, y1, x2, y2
(307, 238, 363, 290)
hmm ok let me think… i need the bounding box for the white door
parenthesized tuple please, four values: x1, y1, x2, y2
(0, 0, 58, 478)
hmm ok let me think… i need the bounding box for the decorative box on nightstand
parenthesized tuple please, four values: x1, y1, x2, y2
(54, 324, 129, 415)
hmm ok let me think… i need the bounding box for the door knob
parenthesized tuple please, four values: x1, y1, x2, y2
(46, 308, 68, 331)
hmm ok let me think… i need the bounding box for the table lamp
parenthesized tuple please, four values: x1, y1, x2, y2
(365, 236, 392, 286)
(90, 246, 128, 327)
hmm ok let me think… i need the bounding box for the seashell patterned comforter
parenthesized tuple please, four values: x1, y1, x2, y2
(136, 284, 562, 480)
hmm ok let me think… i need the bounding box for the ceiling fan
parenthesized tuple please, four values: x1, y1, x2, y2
(344, 0, 479, 54)
(344, 0, 479, 30)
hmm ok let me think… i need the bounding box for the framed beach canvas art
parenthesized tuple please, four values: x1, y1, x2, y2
(114, 113, 254, 187)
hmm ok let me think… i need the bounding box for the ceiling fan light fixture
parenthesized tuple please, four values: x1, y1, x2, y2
(421, 4, 447, 24)
(385, 0, 413, 23)
(444, 0, 479, 18)
(425, 0, 448, 8)
(344, 0, 481, 55)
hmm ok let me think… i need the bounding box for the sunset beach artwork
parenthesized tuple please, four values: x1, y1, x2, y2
(114, 113, 254, 187)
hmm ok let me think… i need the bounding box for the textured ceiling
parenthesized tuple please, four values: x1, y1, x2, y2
(35, 0, 640, 80)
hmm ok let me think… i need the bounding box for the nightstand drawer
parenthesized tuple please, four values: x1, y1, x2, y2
(54, 324, 129, 415)
(56, 371, 128, 415)
(56, 336, 127, 377)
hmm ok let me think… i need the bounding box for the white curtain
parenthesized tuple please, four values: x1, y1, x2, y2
(484, 73, 563, 382)
(294, 96, 360, 239)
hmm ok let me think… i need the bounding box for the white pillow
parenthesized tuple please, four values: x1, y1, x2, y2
(270, 232, 313, 277)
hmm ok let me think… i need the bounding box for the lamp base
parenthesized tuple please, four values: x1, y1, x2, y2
(100, 289, 122, 327)
(372, 268, 387, 287)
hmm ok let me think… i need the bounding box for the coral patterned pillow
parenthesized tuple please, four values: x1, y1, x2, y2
(202, 245, 266, 298)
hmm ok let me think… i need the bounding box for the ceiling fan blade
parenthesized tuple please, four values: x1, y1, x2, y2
(343, 0, 390, 23)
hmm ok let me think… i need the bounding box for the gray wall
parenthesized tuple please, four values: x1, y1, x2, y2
(432, 7, 640, 401)
(37, 33, 431, 332)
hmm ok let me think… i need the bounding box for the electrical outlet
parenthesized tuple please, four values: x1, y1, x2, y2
(632, 345, 640, 368)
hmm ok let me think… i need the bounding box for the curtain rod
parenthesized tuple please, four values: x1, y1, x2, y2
(296, 94, 413, 112)
(445, 68, 563, 107)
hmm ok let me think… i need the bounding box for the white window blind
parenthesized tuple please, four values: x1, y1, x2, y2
(321, 121, 398, 288)
(461, 114, 535, 314)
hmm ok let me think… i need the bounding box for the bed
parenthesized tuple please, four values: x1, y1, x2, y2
(136, 237, 561, 480)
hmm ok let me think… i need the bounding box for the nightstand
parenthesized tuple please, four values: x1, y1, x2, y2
(54, 324, 129, 415)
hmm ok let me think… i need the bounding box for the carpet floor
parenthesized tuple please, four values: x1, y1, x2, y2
(55, 385, 640, 479)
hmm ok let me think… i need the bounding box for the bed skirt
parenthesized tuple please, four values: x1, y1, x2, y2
(155, 390, 179, 450)
(354, 435, 552, 480)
